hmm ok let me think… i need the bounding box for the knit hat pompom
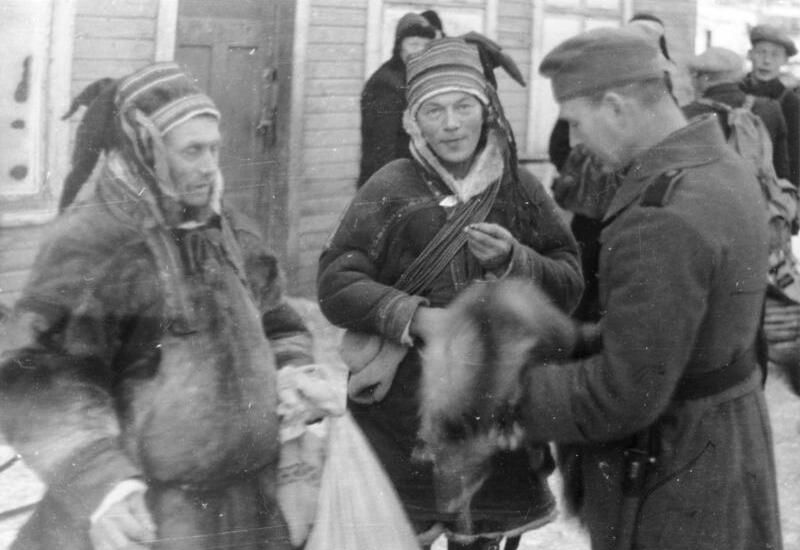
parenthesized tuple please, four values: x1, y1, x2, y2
(405, 38, 489, 120)
(117, 62, 220, 136)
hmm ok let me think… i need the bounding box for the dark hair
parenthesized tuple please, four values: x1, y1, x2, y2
(420, 10, 443, 33)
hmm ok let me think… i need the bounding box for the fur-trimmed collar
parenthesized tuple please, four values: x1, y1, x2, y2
(404, 114, 505, 203)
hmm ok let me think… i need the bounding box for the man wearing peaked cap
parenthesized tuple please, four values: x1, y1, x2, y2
(526, 27, 783, 550)
(742, 23, 800, 187)
(684, 46, 789, 180)
(0, 62, 315, 550)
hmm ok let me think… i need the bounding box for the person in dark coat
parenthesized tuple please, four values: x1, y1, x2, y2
(742, 24, 800, 187)
(357, 12, 435, 187)
(533, 27, 782, 550)
(0, 63, 315, 550)
(319, 38, 583, 550)
(684, 46, 790, 180)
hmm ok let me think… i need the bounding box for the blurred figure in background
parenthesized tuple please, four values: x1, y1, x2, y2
(742, 24, 800, 187)
(358, 12, 435, 187)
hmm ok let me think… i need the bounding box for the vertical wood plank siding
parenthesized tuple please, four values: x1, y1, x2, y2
(295, 1, 367, 295)
(632, 0, 699, 104)
(497, 0, 533, 153)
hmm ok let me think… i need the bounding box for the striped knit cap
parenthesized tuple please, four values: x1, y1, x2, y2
(117, 62, 219, 136)
(405, 37, 489, 118)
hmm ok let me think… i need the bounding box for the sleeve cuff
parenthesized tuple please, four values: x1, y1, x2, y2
(377, 293, 429, 343)
(48, 439, 142, 521)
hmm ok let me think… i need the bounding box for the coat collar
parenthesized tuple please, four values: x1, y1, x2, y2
(603, 115, 726, 223)
(740, 73, 786, 100)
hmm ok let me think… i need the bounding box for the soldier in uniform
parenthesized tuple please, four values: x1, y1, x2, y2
(524, 27, 782, 550)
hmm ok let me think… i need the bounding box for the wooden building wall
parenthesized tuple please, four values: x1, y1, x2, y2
(292, 0, 368, 294)
(0, 0, 159, 308)
(633, 0, 699, 104)
(496, 0, 533, 150)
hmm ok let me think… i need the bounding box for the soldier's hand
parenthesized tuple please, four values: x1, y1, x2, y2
(90, 490, 155, 550)
(464, 222, 515, 274)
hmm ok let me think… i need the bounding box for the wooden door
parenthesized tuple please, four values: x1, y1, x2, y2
(176, 0, 279, 233)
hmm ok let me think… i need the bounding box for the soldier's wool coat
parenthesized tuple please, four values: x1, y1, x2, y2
(520, 116, 782, 550)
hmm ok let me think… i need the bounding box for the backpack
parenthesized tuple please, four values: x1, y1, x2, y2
(699, 95, 800, 303)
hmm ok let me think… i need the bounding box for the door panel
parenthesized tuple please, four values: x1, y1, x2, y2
(176, 0, 277, 226)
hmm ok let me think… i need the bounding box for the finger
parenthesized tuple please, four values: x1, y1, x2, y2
(465, 227, 501, 249)
(90, 520, 129, 550)
(127, 492, 157, 535)
(467, 222, 510, 239)
(113, 511, 154, 545)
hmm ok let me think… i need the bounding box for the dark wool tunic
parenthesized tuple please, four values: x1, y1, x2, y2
(520, 117, 782, 550)
(0, 169, 313, 550)
(318, 158, 583, 536)
(742, 73, 800, 187)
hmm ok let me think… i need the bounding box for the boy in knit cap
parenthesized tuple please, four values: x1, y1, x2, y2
(742, 23, 800, 187)
(0, 62, 314, 550)
(526, 27, 782, 550)
(319, 37, 582, 550)
(357, 12, 436, 187)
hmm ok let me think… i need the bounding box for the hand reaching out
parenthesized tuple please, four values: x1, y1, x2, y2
(464, 222, 516, 274)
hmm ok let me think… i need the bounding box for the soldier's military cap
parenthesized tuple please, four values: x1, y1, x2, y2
(539, 27, 669, 102)
(750, 24, 797, 57)
(688, 47, 744, 75)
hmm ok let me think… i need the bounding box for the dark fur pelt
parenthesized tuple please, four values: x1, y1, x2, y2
(418, 278, 577, 526)
(59, 78, 119, 213)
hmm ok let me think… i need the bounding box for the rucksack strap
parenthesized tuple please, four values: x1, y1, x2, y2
(394, 179, 501, 295)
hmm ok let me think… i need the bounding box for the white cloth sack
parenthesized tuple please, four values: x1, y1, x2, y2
(304, 411, 420, 550)
(276, 363, 347, 547)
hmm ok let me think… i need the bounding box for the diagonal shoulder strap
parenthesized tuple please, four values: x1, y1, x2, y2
(394, 179, 500, 295)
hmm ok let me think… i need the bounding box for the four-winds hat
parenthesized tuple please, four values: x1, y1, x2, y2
(405, 37, 489, 117)
(750, 24, 797, 58)
(688, 47, 744, 75)
(117, 62, 220, 136)
(538, 27, 669, 102)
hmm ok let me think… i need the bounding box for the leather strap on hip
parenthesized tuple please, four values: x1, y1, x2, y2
(673, 346, 757, 401)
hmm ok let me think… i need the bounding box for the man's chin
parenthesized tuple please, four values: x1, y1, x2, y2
(755, 69, 779, 82)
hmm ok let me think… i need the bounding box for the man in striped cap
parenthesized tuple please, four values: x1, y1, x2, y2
(0, 62, 315, 549)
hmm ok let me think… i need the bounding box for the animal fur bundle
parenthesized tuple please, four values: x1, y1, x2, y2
(417, 278, 577, 525)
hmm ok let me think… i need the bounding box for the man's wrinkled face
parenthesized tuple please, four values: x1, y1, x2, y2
(163, 116, 221, 208)
(400, 36, 431, 63)
(749, 41, 788, 82)
(416, 91, 484, 171)
(560, 96, 625, 168)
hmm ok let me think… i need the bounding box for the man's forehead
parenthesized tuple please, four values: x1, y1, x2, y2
(164, 115, 220, 143)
